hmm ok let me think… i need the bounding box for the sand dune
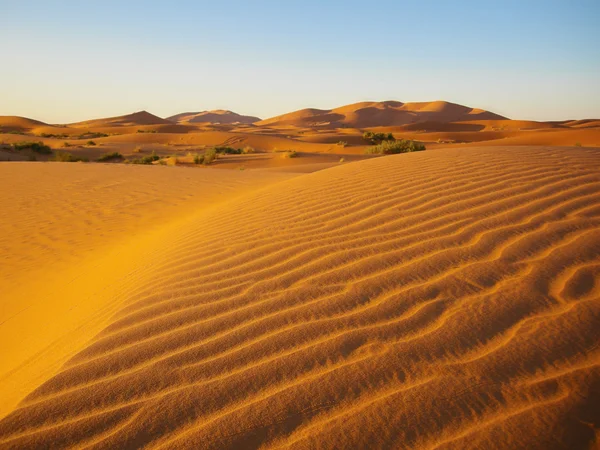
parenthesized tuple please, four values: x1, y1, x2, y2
(0, 116, 48, 132)
(0, 146, 598, 448)
(256, 101, 507, 128)
(167, 110, 261, 125)
(70, 111, 173, 128)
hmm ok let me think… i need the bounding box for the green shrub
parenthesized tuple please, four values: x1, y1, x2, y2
(214, 146, 242, 154)
(193, 153, 204, 164)
(97, 152, 124, 162)
(282, 150, 298, 158)
(86, 140, 97, 146)
(203, 148, 217, 165)
(363, 131, 395, 144)
(12, 141, 52, 154)
(53, 151, 87, 162)
(39, 133, 68, 139)
(365, 139, 426, 154)
(77, 132, 108, 139)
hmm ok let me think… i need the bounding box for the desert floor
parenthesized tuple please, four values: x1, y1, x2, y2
(0, 145, 599, 449)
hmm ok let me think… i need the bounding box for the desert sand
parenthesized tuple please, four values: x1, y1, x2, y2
(0, 145, 599, 449)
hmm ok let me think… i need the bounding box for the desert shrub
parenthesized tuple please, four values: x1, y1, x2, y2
(136, 129, 157, 133)
(214, 146, 242, 154)
(365, 139, 426, 154)
(167, 156, 178, 166)
(63, 142, 72, 147)
(39, 133, 68, 139)
(53, 151, 87, 162)
(86, 140, 96, 146)
(193, 153, 204, 164)
(203, 148, 217, 165)
(242, 146, 255, 154)
(363, 131, 395, 144)
(133, 146, 143, 153)
(12, 141, 52, 154)
(337, 141, 348, 147)
(281, 150, 298, 158)
(77, 132, 108, 139)
(339, 157, 345, 163)
(575, 142, 582, 147)
(97, 152, 123, 162)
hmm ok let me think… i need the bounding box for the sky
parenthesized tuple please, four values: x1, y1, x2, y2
(1, 0, 599, 123)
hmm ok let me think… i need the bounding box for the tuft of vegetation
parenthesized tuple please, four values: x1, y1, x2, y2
(133, 146, 143, 153)
(129, 151, 161, 164)
(12, 141, 52, 154)
(77, 132, 108, 139)
(63, 142, 72, 147)
(53, 151, 88, 162)
(363, 131, 395, 144)
(337, 141, 348, 147)
(213, 146, 242, 154)
(136, 129, 157, 133)
(193, 153, 204, 164)
(242, 146, 256, 154)
(39, 133, 69, 139)
(166, 156, 178, 166)
(97, 152, 124, 162)
(575, 142, 582, 147)
(281, 150, 298, 159)
(86, 140, 97, 146)
(203, 148, 217, 165)
(339, 157, 345, 163)
(365, 139, 426, 154)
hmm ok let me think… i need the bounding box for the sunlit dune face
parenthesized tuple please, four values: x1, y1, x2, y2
(0, 146, 599, 449)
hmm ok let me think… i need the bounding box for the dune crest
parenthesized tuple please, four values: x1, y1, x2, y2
(69, 111, 173, 128)
(167, 110, 261, 125)
(256, 100, 507, 128)
(0, 146, 598, 449)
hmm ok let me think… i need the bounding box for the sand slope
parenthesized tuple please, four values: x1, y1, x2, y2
(0, 146, 599, 448)
(0, 163, 296, 419)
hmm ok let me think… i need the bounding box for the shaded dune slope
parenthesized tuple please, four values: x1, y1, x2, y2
(1, 147, 600, 449)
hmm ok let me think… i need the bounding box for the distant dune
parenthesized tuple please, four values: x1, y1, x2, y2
(0, 146, 598, 449)
(0, 116, 49, 132)
(69, 110, 173, 128)
(167, 110, 261, 125)
(256, 100, 508, 128)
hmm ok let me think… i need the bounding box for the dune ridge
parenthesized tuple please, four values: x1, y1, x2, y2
(167, 110, 261, 125)
(256, 100, 508, 128)
(0, 146, 599, 449)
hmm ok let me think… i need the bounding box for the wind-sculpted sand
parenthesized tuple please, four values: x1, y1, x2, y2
(1, 146, 599, 449)
(0, 163, 296, 418)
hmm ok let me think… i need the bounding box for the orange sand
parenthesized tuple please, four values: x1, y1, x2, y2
(0, 146, 599, 448)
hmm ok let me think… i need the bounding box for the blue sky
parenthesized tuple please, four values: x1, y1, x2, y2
(1, 0, 599, 123)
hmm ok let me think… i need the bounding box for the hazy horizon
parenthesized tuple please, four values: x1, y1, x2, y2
(2, 0, 599, 123)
